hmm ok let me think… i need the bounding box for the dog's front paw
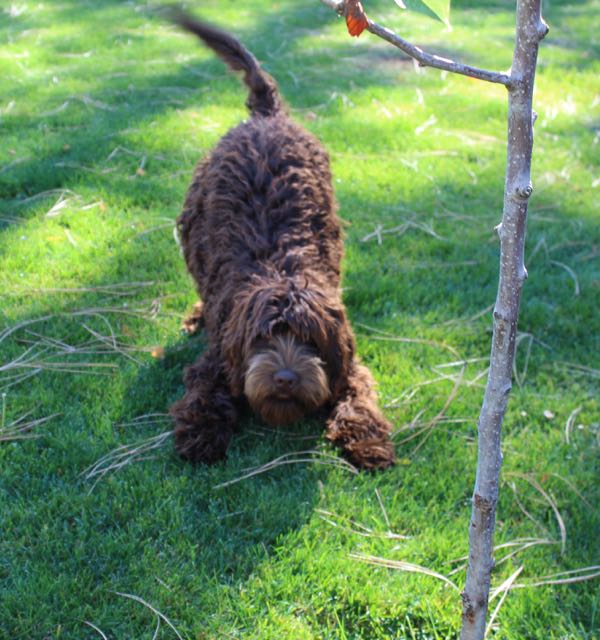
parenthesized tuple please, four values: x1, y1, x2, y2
(326, 405, 395, 470)
(173, 419, 232, 464)
(342, 437, 396, 470)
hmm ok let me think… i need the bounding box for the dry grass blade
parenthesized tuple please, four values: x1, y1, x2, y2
(485, 565, 525, 638)
(508, 473, 567, 554)
(112, 591, 184, 640)
(465, 366, 490, 387)
(388, 354, 482, 453)
(0, 369, 42, 391)
(513, 332, 534, 388)
(350, 553, 459, 591)
(21, 362, 117, 372)
(356, 323, 460, 359)
(82, 324, 143, 366)
(361, 218, 446, 244)
(564, 406, 582, 445)
(13, 188, 78, 206)
(549, 473, 592, 508)
(490, 565, 526, 601)
(441, 302, 494, 327)
(315, 508, 410, 540)
(0, 331, 120, 385)
(386, 375, 448, 408)
(214, 450, 358, 489)
(0, 412, 59, 442)
(362, 222, 405, 244)
(0, 315, 54, 347)
(412, 363, 465, 451)
(152, 616, 161, 640)
(494, 539, 557, 567)
(507, 481, 551, 537)
(83, 431, 171, 492)
(0, 157, 27, 175)
(1, 342, 50, 371)
(394, 363, 465, 455)
(54, 161, 117, 175)
(83, 620, 109, 640)
(135, 222, 174, 238)
(510, 565, 600, 589)
(467, 302, 495, 323)
(5, 281, 157, 298)
(1, 304, 168, 390)
(435, 357, 489, 369)
(246, 426, 319, 441)
(526, 236, 548, 266)
(375, 488, 391, 530)
(557, 361, 600, 379)
(550, 260, 580, 296)
(0, 215, 20, 225)
(66, 304, 165, 321)
(446, 537, 555, 576)
(527, 566, 600, 579)
(395, 415, 468, 434)
(392, 408, 426, 434)
(115, 412, 171, 429)
(44, 191, 82, 217)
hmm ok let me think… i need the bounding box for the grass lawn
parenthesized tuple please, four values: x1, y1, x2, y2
(1, 0, 598, 638)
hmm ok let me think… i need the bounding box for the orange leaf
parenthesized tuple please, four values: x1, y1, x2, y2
(344, 0, 368, 37)
(151, 346, 165, 359)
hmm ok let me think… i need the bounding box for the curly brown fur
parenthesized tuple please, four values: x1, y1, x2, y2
(171, 349, 237, 463)
(169, 13, 395, 469)
(326, 363, 396, 469)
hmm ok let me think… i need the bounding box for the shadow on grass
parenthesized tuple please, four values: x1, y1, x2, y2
(0, 0, 524, 212)
(0, 1, 598, 637)
(113, 341, 327, 581)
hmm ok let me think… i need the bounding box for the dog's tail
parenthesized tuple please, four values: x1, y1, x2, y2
(171, 10, 282, 117)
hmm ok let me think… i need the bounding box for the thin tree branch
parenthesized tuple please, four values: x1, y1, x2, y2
(319, 0, 512, 86)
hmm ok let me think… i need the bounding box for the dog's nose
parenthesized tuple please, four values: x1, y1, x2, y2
(274, 368, 298, 391)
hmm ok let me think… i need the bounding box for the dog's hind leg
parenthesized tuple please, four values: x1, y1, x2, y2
(326, 363, 395, 470)
(181, 301, 205, 335)
(170, 349, 237, 464)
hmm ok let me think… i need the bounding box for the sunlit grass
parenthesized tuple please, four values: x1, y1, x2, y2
(0, 0, 598, 638)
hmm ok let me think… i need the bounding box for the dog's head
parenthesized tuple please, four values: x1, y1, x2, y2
(222, 272, 354, 425)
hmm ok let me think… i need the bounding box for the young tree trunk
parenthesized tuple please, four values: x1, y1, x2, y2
(318, 0, 548, 635)
(459, 2, 548, 638)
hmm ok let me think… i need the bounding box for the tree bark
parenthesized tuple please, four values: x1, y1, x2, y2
(459, 2, 548, 638)
(318, 1, 548, 636)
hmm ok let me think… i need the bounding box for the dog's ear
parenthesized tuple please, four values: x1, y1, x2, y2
(221, 288, 255, 397)
(320, 304, 355, 398)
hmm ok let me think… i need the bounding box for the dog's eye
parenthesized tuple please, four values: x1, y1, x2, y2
(252, 337, 272, 351)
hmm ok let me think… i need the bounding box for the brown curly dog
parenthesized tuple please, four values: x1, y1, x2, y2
(169, 12, 395, 470)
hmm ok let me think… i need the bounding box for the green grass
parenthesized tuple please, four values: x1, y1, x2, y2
(0, 0, 598, 638)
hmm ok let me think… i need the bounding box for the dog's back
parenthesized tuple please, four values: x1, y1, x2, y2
(173, 14, 344, 309)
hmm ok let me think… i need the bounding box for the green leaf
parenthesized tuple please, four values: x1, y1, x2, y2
(401, 0, 451, 27)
